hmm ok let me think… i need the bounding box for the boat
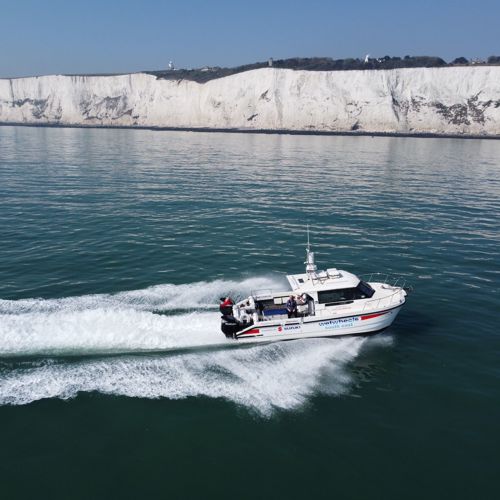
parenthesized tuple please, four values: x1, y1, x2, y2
(220, 235, 410, 342)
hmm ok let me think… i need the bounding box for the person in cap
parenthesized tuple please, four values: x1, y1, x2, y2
(219, 296, 234, 315)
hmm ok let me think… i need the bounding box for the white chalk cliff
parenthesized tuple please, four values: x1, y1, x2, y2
(1, 67, 499, 136)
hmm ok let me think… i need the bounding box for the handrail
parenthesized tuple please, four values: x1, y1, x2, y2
(358, 273, 410, 311)
(359, 273, 408, 289)
(251, 288, 278, 299)
(361, 286, 406, 311)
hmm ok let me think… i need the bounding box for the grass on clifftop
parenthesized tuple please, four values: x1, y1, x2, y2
(145, 55, 500, 83)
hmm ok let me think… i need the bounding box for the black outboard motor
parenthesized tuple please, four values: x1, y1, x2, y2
(221, 315, 240, 339)
(220, 315, 253, 339)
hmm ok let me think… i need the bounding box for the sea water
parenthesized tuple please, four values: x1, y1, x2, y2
(0, 126, 499, 499)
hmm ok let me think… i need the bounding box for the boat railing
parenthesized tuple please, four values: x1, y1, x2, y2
(359, 273, 411, 312)
(359, 273, 408, 289)
(251, 289, 275, 299)
(361, 287, 406, 311)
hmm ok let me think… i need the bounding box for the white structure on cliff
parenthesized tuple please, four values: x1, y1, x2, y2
(0, 67, 499, 136)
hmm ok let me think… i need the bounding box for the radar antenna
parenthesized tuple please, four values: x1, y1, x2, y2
(305, 224, 317, 274)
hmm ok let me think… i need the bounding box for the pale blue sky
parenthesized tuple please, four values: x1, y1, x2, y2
(1, 0, 499, 77)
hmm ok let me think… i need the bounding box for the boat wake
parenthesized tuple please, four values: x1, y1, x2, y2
(0, 277, 392, 414)
(0, 277, 281, 357)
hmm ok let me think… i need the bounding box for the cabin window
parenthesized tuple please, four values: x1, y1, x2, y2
(318, 289, 355, 304)
(357, 281, 375, 298)
(318, 282, 375, 305)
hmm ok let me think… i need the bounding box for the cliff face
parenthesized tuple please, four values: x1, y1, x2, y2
(1, 67, 499, 136)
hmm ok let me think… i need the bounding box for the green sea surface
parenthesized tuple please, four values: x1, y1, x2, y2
(0, 126, 499, 499)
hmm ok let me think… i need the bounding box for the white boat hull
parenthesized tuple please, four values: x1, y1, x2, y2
(234, 304, 403, 343)
(220, 250, 410, 343)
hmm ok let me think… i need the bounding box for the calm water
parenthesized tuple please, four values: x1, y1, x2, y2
(0, 126, 499, 499)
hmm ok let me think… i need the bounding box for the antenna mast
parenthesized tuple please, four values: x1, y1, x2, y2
(305, 225, 317, 274)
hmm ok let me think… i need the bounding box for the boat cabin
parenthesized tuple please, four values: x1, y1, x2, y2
(220, 236, 408, 340)
(232, 267, 375, 323)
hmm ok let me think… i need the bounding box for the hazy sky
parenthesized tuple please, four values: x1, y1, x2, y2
(1, 0, 499, 77)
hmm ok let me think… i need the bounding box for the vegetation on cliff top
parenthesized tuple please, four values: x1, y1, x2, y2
(145, 55, 500, 83)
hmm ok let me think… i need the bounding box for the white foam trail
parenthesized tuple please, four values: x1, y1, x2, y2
(0, 337, 381, 415)
(0, 277, 281, 357)
(0, 277, 393, 414)
(0, 276, 282, 315)
(0, 310, 224, 356)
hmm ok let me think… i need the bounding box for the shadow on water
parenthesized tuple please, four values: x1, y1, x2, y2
(395, 310, 437, 337)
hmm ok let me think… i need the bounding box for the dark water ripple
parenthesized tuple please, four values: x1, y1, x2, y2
(0, 126, 500, 497)
(0, 127, 498, 334)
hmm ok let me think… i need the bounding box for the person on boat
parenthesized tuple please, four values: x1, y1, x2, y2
(256, 300, 265, 316)
(286, 295, 298, 318)
(219, 296, 234, 315)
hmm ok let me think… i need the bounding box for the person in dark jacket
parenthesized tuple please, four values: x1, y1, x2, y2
(286, 295, 298, 318)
